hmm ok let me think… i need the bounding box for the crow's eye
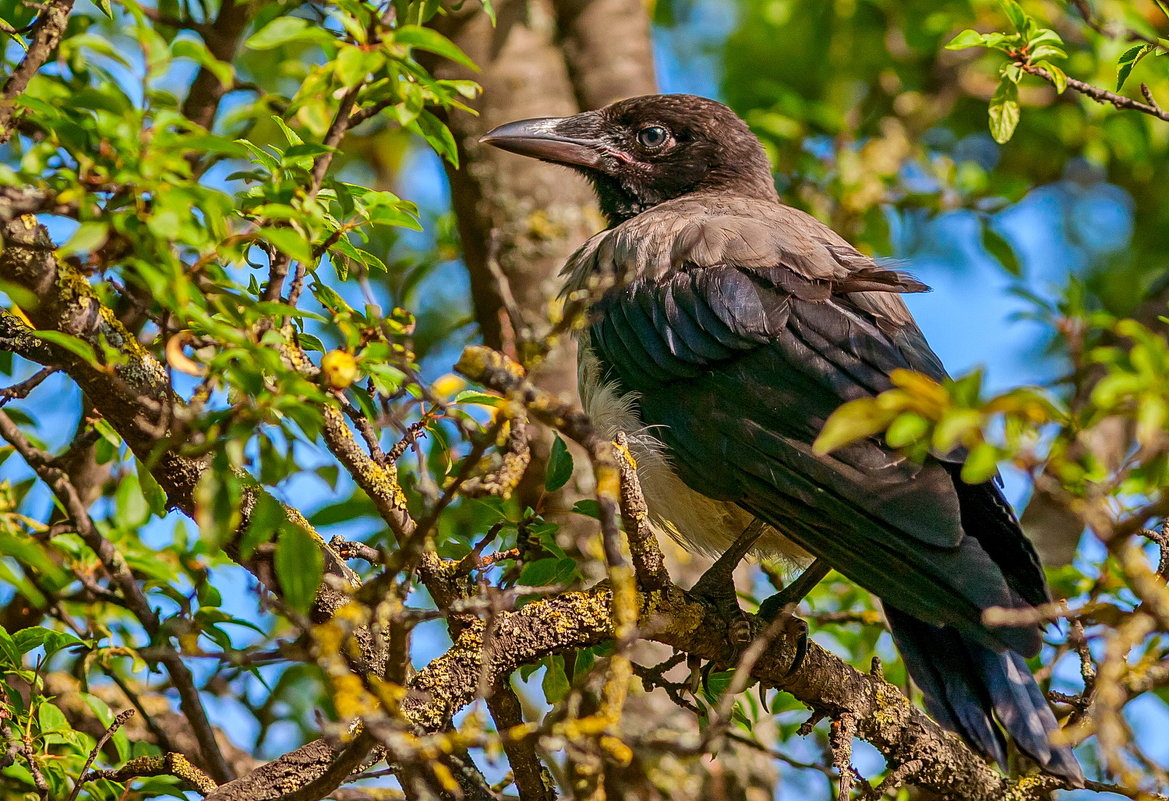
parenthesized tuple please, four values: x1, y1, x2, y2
(637, 125, 670, 150)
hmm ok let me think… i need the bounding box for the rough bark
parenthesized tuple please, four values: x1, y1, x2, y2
(203, 581, 1065, 801)
(552, 0, 658, 108)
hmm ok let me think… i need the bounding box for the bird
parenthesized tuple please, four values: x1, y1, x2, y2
(480, 93, 1084, 785)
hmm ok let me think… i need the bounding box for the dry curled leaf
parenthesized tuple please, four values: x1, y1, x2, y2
(165, 330, 206, 377)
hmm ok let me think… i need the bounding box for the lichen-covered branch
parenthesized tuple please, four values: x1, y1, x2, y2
(0, 0, 76, 142)
(271, 581, 1060, 801)
(454, 346, 670, 594)
(487, 680, 556, 801)
(449, 344, 1073, 801)
(80, 753, 217, 795)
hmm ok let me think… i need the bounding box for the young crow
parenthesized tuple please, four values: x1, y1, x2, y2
(481, 93, 1083, 785)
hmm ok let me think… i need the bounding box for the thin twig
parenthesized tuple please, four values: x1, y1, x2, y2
(1019, 62, 1169, 123)
(81, 752, 218, 795)
(614, 432, 670, 590)
(0, 367, 56, 406)
(67, 709, 135, 801)
(487, 679, 554, 801)
(829, 712, 859, 801)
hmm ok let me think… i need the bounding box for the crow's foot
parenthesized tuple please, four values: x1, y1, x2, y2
(756, 559, 831, 676)
(688, 519, 765, 647)
(684, 520, 767, 692)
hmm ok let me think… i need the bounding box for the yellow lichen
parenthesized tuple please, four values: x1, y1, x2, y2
(600, 735, 633, 766)
(329, 672, 377, 720)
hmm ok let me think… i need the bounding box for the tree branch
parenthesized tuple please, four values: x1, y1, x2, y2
(0, 0, 76, 143)
(1020, 61, 1169, 123)
(181, 0, 253, 130)
(0, 217, 361, 643)
(82, 753, 218, 795)
(486, 680, 555, 801)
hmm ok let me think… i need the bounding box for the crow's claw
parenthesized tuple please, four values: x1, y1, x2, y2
(784, 616, 810, 677)
(757, 558, 832, 621)
(701, 659, 717, 695)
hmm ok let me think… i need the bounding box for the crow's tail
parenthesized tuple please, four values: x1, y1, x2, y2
(884, 605, 1084, 786)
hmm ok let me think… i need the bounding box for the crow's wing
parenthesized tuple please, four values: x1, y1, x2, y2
(582, 203, 1047, 655)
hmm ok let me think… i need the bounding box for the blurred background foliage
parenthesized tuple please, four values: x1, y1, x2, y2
(1, 0, 1169, 799)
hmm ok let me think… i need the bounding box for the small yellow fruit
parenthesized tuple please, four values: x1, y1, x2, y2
(432, 373, 465, 398)
(321, 350, 358, 389)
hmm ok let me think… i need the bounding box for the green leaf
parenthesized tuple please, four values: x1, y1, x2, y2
(394, 25, 478, 70)
(988, 76, 1021, 144)
(260, 227, 314, 263)
(33, 330, 97, 365)
(136, 458, 168, 517)
(453, 390, 501, 407)
(172, 39, 233, 87)
(274, 525, 324, 615)
(960, 442, 1001, 484)
(570, 499, 601, 519)
(58, 221, 110, 257)
(283, 143, 335, 161)
(93, 417, 121, 446)
(544, 433, 574, 492)
(115, 471, 151, 529)
(335, 46, 385, 88)
(0, 626, 20, 667)
(81, 693, 130, 761)
(414, 109, 459, 166)
(998, 0, 1028, 33)
(885, 413, 930, 448)
(1117, 44, 1153, 91)
(1039, 61, 1068, 94)
(701, 669, 736, 703)
(38, 701, 69, 733)
(235, 138, 281, 172)
(812, 399, 889, 454)
(13, 626, 81, 657)
(541, 656, 570, 703)
(518, 556, 577, 588)
(241, 494, 284, 559)
(945, 29, 986, 50)
(1029, 44, 1066, 62)
(271, 115, 304, 146)
(246, 16, 328, 50)
(932, 409, 983, 453)
(982, 223, 1021, 276)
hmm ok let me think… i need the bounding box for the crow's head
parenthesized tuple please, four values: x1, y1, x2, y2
(481, 94, 777, 225)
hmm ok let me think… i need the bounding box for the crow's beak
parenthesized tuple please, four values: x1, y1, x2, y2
(480, 113, 607, 170)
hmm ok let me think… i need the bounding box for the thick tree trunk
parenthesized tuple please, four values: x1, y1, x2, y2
(432, 4, 779, 798)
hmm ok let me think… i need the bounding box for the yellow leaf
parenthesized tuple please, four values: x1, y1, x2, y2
(813, 399, 891, 455)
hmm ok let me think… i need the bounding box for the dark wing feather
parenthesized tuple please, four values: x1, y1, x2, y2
(590, 257, 1046, 655)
